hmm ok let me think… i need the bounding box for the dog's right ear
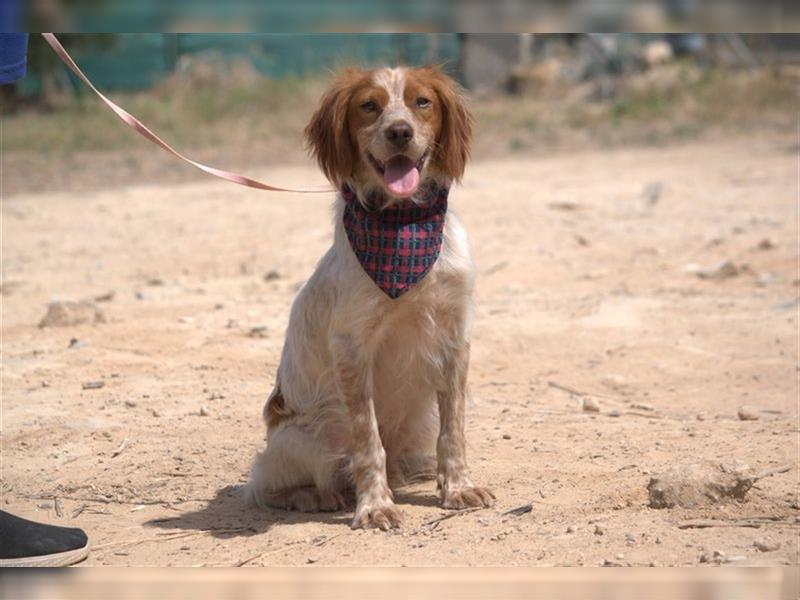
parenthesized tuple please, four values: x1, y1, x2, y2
(303, 70, 362, 186)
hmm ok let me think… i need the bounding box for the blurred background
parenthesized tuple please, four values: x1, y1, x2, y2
(16, 0, 800, 33)
(2, 32, 798, 195)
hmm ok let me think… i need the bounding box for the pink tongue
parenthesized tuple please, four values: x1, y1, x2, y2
(383, 156, 420, 198)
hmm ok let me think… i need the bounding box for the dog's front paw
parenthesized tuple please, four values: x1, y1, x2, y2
(440, 485, 495, 510)
(351, 499, 403, 530)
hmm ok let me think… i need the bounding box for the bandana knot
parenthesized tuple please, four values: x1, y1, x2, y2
(341, 183, 449, 299)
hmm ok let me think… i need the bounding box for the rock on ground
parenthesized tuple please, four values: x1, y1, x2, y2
(647, 461, 759, 509)
(39, 300, 105, 328)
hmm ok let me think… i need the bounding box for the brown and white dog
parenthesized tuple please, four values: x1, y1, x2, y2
(245, 65, 494, 530)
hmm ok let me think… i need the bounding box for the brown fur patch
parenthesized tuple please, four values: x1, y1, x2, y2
(303, 68, 371, 186)
(264, 378, 293, 430)
(409, 67, 473, 182)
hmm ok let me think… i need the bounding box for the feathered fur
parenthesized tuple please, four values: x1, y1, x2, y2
(246, 66, 494, 529)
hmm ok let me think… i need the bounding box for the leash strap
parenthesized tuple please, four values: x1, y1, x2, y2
(41, 33, 333, 193)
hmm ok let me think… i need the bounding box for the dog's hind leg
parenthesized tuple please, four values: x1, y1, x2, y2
(245, 424, 345, 513)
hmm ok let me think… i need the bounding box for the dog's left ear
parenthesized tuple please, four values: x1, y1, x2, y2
(303, 69, 362, 186)
(425, 67, 473, 182)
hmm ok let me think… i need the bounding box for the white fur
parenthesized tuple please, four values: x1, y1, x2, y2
(246, 67, 494, 528)
(246, 202, 472, 488)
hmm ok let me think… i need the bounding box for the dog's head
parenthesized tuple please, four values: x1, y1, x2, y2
(304, 66, 472, 200)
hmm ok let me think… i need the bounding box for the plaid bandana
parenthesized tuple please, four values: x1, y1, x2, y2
(342, 182, 449, 299)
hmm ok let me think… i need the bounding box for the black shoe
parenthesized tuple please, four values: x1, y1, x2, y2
(0, 510, 90, 567)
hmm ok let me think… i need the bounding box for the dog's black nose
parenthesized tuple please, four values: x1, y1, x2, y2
(385, 121, 413, 147)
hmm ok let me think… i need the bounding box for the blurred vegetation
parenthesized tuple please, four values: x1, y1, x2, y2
(480, 64, 797, 155)
(5, 62, 797, 155)
(4, 64, 324, 153)
(2, 53, 797, 196)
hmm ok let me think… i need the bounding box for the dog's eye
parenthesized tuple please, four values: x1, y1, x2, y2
(360, 100, 378, 113)
(416, 97, 431, 108)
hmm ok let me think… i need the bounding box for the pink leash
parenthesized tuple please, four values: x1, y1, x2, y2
(41, 33, 333, 194)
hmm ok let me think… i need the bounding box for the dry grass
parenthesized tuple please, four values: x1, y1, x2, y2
(4, 66, 327, 155)
(2, 63, 797, 195)
(473, 63, 799, 155)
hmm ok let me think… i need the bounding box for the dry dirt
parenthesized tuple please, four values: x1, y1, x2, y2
(1, 134, 798, 566)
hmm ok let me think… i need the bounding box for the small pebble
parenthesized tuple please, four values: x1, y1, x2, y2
(724, 555, 746, 564)
(641, 181, 663, 205)
(582, 397, 600, 412)
(124, 400, 137, 408)
(754, 540, 780, 552)
(756, 238, 775, 250)
(608, 409, 621, 418)
(574, 234, 590, 247)
(82, 380, 105, 390)
(566, 525, 575, 534)
(625, 532, 636, 543)
(306, 556, 319, 564)
(502, 433, 512, 440)
(264, 270, 282, 282)
(601, 559, 620, 567)
(755, 272, 775, 287)
(594, 524, 605, 536)
(249, 325, 268, 338)
(199, 406, 209, 417)
(737, 406, 760, 421)
(150, 409, 160, 417)
(685, 259, 740, 280)
(39, 300, 105, 328)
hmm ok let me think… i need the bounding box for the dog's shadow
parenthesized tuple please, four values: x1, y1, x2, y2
(145, 484, 440, 539)
(144, 484, 349, 538)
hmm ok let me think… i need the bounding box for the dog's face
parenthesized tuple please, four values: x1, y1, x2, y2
(304, 66, 472, 199)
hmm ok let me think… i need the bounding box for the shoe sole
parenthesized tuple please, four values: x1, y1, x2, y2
(0, 542, 90, 567)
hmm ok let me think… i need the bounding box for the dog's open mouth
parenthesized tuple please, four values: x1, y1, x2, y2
(368, 151, 427, 198)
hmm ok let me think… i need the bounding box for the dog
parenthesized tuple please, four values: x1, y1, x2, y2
(245, 65, 494, 530)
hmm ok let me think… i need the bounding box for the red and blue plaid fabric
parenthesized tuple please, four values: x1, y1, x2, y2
(342, 183, 449, 299)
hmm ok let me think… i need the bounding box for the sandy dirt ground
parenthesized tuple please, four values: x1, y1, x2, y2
(1, 134, 798, 567)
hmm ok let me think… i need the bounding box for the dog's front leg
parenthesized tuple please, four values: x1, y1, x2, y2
(332, 334, 402, 530)
(437, 341, 496, 509)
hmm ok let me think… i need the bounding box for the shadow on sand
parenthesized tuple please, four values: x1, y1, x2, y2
(145, 483, 441, 539)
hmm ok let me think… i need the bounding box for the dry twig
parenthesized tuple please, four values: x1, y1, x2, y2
(23, 493, 212, 506)
(111, 439, 128, 458)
